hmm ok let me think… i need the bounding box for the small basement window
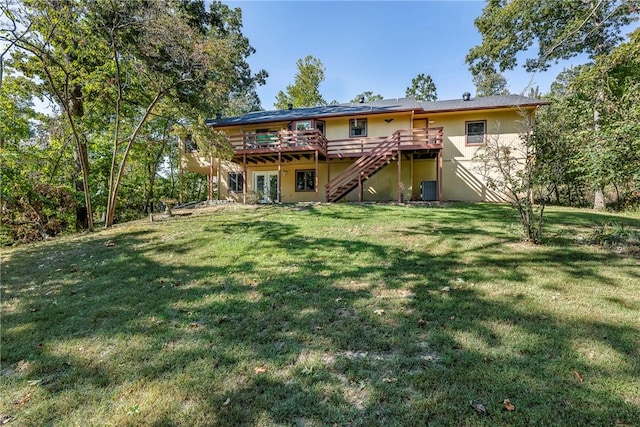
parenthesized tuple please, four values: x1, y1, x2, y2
(466, 120, 486, 145)
(349, 118, 367, 138)
(229, 172, 244, 192)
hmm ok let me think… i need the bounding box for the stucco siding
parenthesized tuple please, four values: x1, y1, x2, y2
(428, 109, 529, 202)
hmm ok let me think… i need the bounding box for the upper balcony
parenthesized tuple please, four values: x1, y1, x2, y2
(226, 127, 443, 163)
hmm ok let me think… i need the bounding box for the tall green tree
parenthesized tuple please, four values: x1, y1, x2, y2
(405, 73, 437, 101)
(2, 0, 265, 227)
(350, 91, 383, 103)
(466, 0, 638, 209)
(274, 55, 326, 109)
(2, 1, 97, 230)
(472, 69, 509, 97)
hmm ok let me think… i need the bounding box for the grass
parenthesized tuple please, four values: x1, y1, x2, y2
(1, 203, 639, 426)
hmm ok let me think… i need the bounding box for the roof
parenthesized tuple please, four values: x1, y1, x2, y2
(207, 94, 549, 127)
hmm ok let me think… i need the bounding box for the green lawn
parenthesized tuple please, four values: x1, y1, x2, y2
(1, 203, 639, 426)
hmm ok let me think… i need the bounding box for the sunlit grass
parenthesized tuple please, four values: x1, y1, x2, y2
(1, 203, 639, 426)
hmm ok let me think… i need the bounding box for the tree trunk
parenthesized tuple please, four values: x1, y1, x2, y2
(592, 0, 606, 211)
(105, 91, 164, 227)
(209, 154, 214, 202)
(73, 145, 89, 230)
(593, 188, 606, 210)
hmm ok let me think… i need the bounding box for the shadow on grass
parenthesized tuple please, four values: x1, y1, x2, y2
(1, 204, 639, 425)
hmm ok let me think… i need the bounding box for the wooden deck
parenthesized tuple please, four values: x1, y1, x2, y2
(227, 127, 443, 163)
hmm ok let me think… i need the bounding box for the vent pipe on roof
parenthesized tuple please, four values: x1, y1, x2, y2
(215, 113, 222, 120)
(359, 96, 365, 103)
(462, 92, 471, 101)
(287, 103, 293, 110)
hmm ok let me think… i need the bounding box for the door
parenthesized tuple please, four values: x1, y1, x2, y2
(254, 171, 278, 203)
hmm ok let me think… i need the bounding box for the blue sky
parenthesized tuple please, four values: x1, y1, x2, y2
(225, 0, 624, 109)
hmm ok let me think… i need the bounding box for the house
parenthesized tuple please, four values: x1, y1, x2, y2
(180, 94, 549, 204)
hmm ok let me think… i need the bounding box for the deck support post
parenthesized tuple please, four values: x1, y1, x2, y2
(315, 150, 319, 202)
(358, 172, 363, 202)
(437, 148, 443, 201)
(179, 150, 184, 204)
(243, 152, 247, 204)
(326, 158, 331, 202)
(278, 151, 282, 203)
(397, 144, 402, 204)
(410, 153, 414, 200)
(217, 157, 221, 200)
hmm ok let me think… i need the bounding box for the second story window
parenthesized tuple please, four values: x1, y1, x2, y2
(466, 120, 486, 145)
(349, 119, 367, 137)
(295, 120, 312, 131)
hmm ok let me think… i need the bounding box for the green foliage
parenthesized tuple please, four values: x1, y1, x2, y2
(472, 69, 509, 97)
(0, 181, 75, 245)
(0, 76, 35, 147)
(466, 0, 638, 75)
(350, 91, 383, 103)
(274, 55, 327, 109)
(588, 221, 639, 254)
(405, 73, 437, 101)
(533, 29, 640, 208)
(1, 0, 265, 227)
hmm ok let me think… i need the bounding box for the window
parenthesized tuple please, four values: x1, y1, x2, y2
(295, 170, 315, 192)
(349, 118, 367, 137)
(295, 120, 312, 131)
(229, 172, 244, 192)
(184, 135, 198, 152)
(466, 120, 486, 145)
(316, 120, 325, 136)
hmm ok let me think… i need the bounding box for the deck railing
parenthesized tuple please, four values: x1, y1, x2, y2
(227, 129, 328, 152)
(327, 127, 443, 157)
(224, 127, 443, 158)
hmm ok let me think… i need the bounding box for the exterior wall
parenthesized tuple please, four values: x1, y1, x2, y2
(245, 158, 329, 202)
(330, 157, 435, 202)
(217, 160, 243, 202)
(180, 145, 218, 176)
(428, 109, 529, 202)
(213, 156, 435, 203)
(325, 113, 411, 141)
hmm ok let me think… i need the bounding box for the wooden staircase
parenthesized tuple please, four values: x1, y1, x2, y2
(325, 131, 402, 202)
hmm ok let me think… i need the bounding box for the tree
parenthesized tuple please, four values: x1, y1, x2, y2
(2, 1, 97, 230)
(2, 0, 265, 227)
(0, 80, 78, 243)
(405, 73, 437, 101)
(473, 69, 509, 97)
(350, 91, 383, 103)
(274, 55, 326, 109)
(466, 0, 639, 209)
(533, 68, 590, 206)
(474, 112, 551, 243)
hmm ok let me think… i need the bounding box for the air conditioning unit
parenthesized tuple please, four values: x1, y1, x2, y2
(421, 181, 437, 201)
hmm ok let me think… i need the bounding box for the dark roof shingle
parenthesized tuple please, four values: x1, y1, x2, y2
(208, 95, 548, 127)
